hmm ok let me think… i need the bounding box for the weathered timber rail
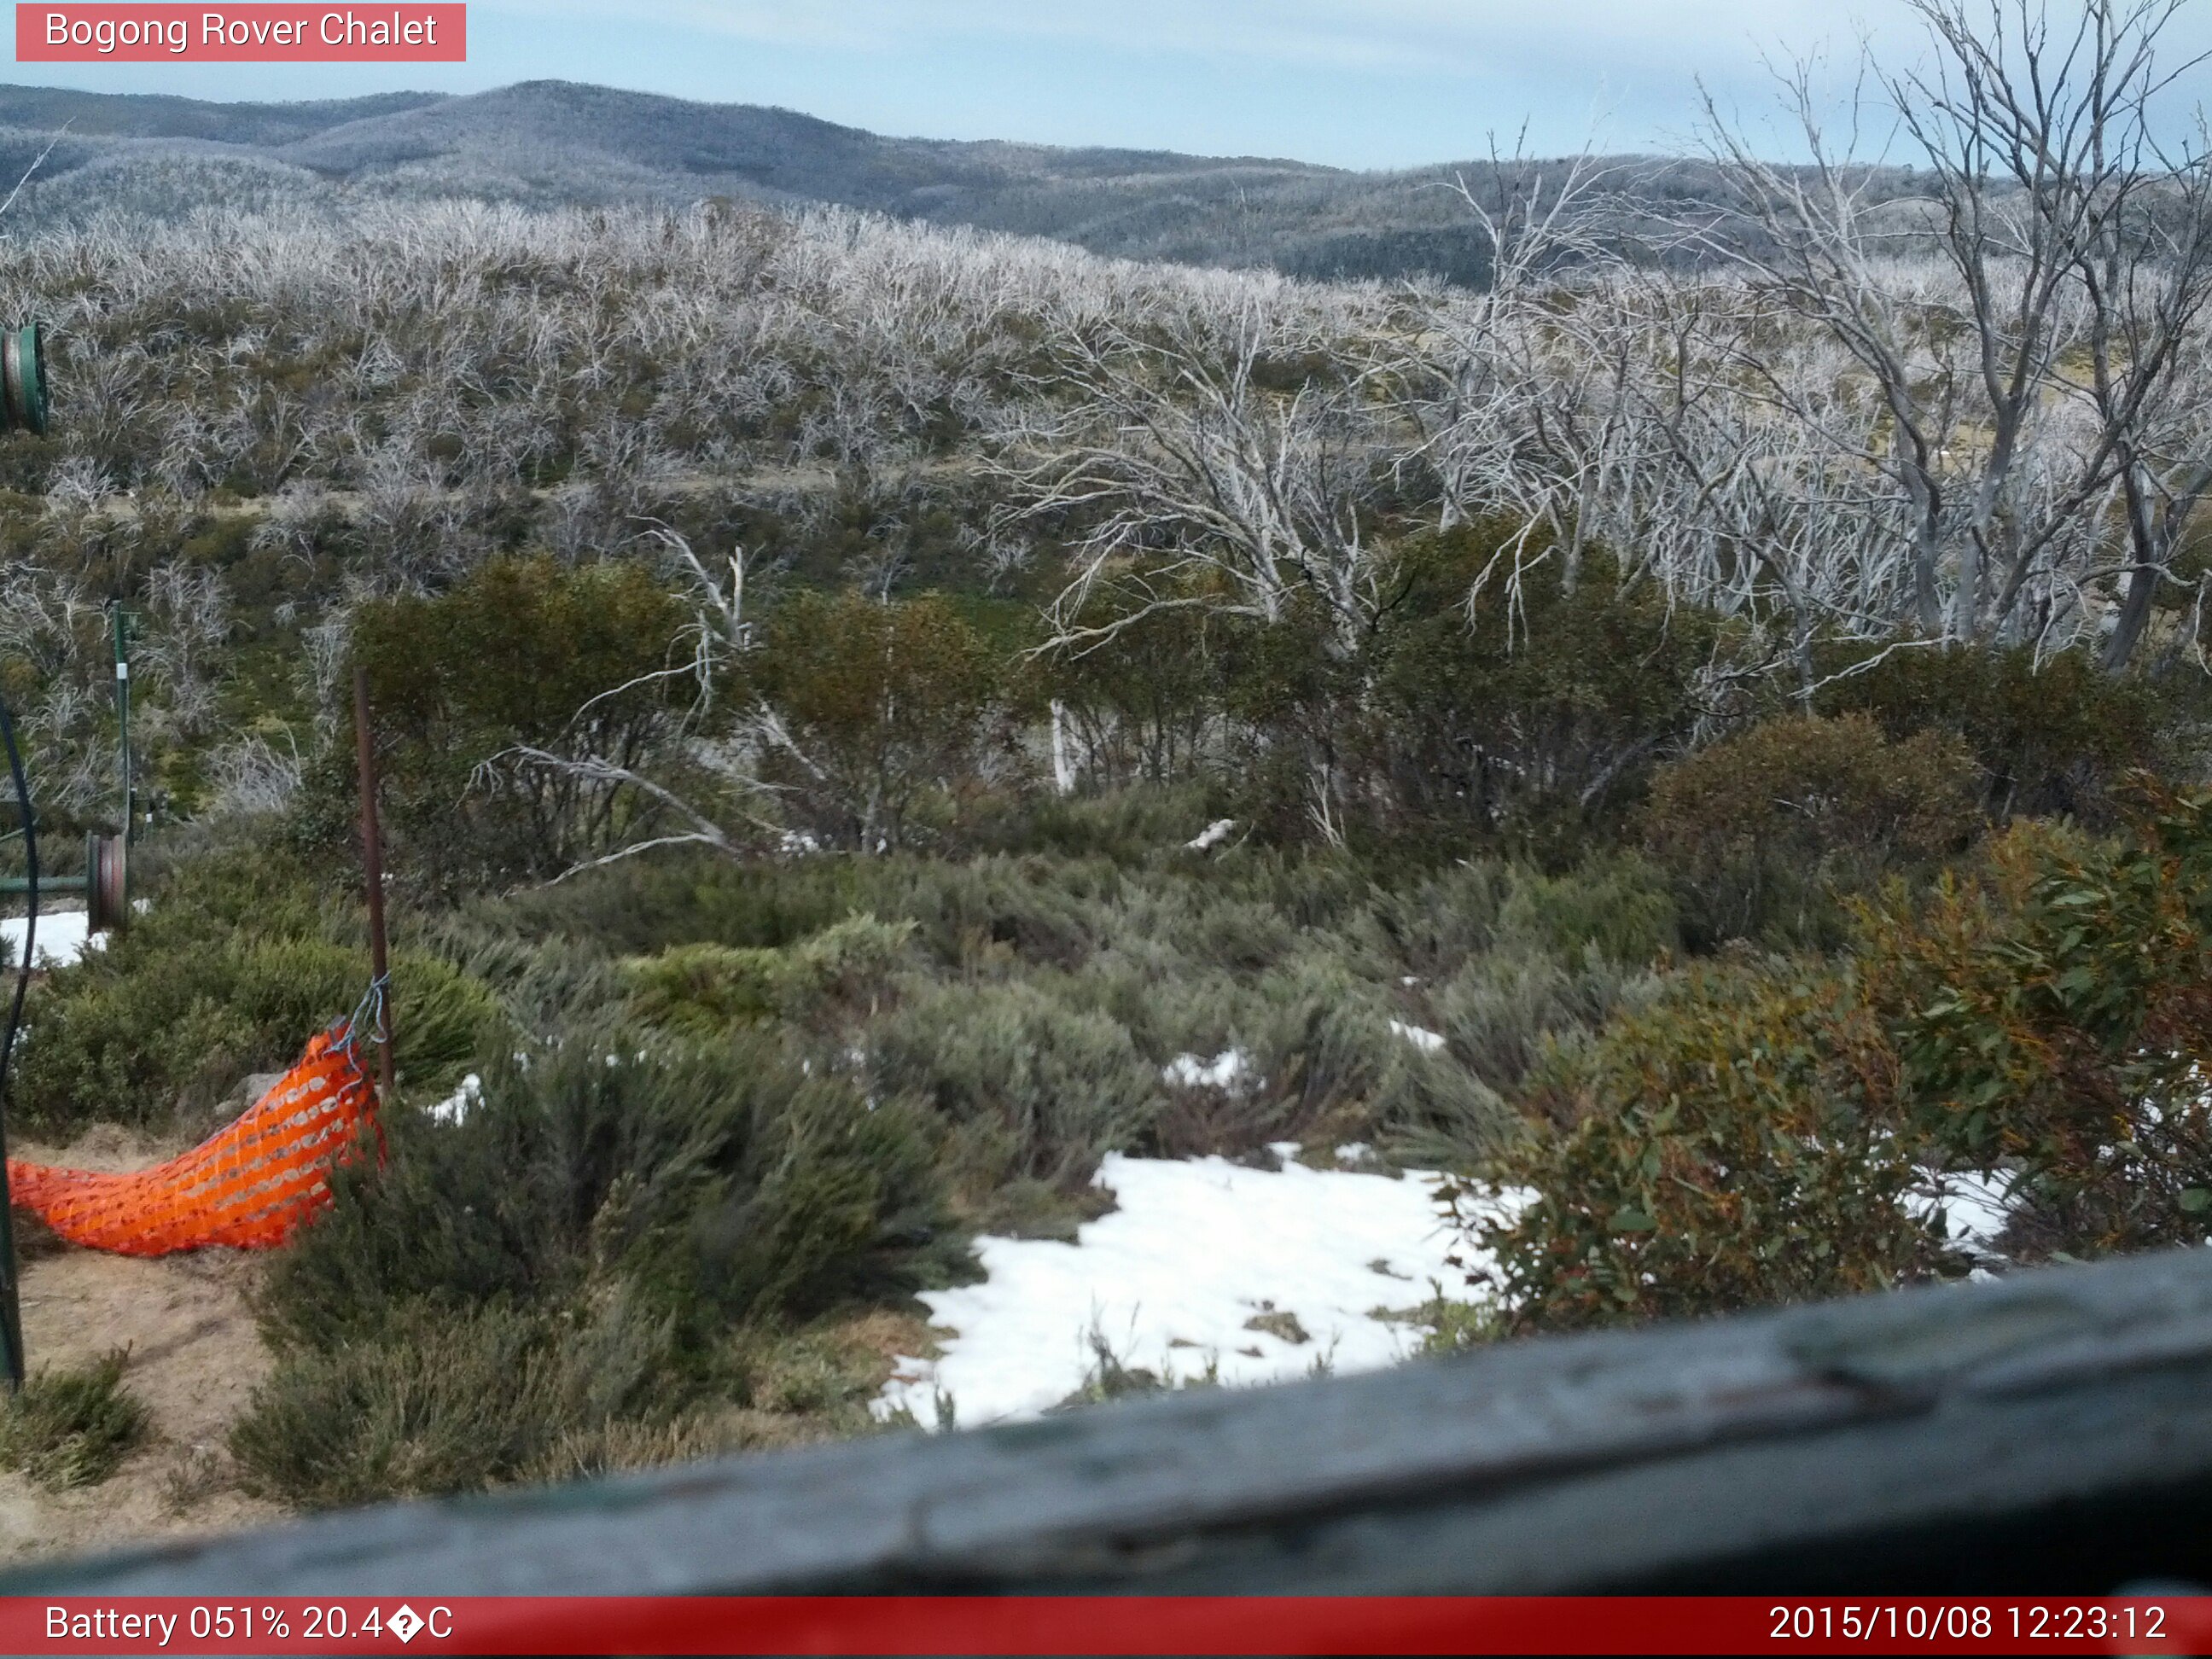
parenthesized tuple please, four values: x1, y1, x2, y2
(15, 1245, 2212, 1595)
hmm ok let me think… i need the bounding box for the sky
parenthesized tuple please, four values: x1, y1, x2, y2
(9, 0, 2212, 169)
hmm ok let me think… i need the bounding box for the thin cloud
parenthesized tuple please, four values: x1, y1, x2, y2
(489, 0, 1913, 79)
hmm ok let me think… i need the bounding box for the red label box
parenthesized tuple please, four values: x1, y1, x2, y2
(17, 3, 465, 61)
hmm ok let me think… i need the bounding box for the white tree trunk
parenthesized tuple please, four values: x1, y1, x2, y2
(1050, 698, 1077, 797)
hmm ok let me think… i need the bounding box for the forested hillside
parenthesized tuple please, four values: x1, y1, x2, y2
(0, 79, 1934, 287)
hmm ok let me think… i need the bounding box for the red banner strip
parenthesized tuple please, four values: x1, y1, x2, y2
(16, 5, 465, 61)
(1, 1596, 2207, 1655)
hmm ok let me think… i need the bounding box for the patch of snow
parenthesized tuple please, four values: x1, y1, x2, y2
(777, 830, 821, 858)
(1185, 818, 1238, 853)
(1164, 1048, 1253, 1091)
(1389, 1019, 1447, 1054)
(428, 1074, 482, 1126)
(1334, 1142, 1372, 1164)
(876, 1150, 1522, 1429)
(1, 910, 102, 969)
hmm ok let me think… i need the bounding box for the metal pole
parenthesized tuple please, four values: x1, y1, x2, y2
(113, 606, 131, 849)
(0, 696, 34, 1391)
(352, 667, 395, 1099)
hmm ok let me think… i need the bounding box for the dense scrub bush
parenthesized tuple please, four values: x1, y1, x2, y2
(1644, 713, 1982, 948)
(1040, 579, 1224, 789)
(869, 981, 1163, 1207)
(15, 851, 503, 1134)
(454, 831, 1668, 1183)
(1459, 965, 1940, 1330)
(235, 1029, 964, 1504)
(258, 1032, 959, 1355)
(963, 781, 1230, 863)
(1813, 643, 2175, 824)
(1344, 533, 1732, 855)
(748, 589, 1005, 852)
(1025, 526, 1738, 857)
(621, 914, 915, 1035)
(234, 1303, 580, 1507)
(1464, 783, 2212, 1330)
(1860, 792, 2212, 1254)
(344, 556, 702, 894)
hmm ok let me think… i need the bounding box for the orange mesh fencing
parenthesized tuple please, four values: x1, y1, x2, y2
(5, 1025, 380, 1257)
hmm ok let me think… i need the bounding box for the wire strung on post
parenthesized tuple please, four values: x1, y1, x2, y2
(346, 973, 392, 1056)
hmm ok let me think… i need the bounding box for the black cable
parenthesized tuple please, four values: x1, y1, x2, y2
(0, 692, 32, 1388)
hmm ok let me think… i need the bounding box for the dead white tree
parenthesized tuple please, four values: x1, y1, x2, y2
(140, 562, 231, 739)
(998, 294, 1396, 663)
(1700, 0, 2212, 663)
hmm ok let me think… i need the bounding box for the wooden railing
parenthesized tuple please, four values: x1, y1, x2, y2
(13, 1244, 2212, 1595)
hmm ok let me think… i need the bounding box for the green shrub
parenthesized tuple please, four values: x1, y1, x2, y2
(1860, 790, 2212, 1254)
(1462, 963, 1939, 1331)
(1039, 583, 1223, 790)
(623, 942, 784, 1033)
(1465, 783, 2212, 1330)
(1432, 947, 1656, 1095)
(1813, 642, 2168, 824)
(1493, 858, 1679, 965)
(621, 915, 916, 1037)
(233, 1303, 595, 1508)
(1644, 713, 1982, 946)
(2, 1349, 149, 1490)
(1323, 531, 1733, 853)
(256, 1028, 961, 1358)
(870, 981, 1162, 1202)
(344, 556, 703, 894)
(238, 1024, 963, 1506)
(1365, 1044, 1513, 1166)
(748, 589, 1004, 851)
(15, 891, 505, 1136)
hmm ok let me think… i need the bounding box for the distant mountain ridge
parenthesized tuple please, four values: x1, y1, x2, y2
(0, 79, 1908, 286)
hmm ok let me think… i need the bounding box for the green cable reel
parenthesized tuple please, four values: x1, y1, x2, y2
(1, 323, 47, 436)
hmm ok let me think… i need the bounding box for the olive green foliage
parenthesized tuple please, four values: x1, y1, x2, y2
(14, 847, 504, 1134)
(235, 1032, 962, 1505)
(1468, 784, 2212, 1330)
(2, 1349, 149, 1490)
(1141, 527, 1732, 854)
(480, 841, 1673, 1237)
(1356, 532, 1730, 853)
(1644, 713, 1983, 947)
(256, 1033, 957, 1353)
(233, 1303, 565, 1507)
(748, 589, 1003, 851)
(1862, 789, 2212, 1255)
(621, 914, 915, 1035)
(346, 556, 701, 893)
(870, 979, 1165, 1198)
(1460, 966, 1937, 1330)
(1814, 643, 2174, 824)
(1041, 579, 1224, 789)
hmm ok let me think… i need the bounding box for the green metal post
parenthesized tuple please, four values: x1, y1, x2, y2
(114, 606, 131, 848)
(0, 694, 32, 1393)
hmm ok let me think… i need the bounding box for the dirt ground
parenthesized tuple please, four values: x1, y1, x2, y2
(0, 1124, 286, 1567)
